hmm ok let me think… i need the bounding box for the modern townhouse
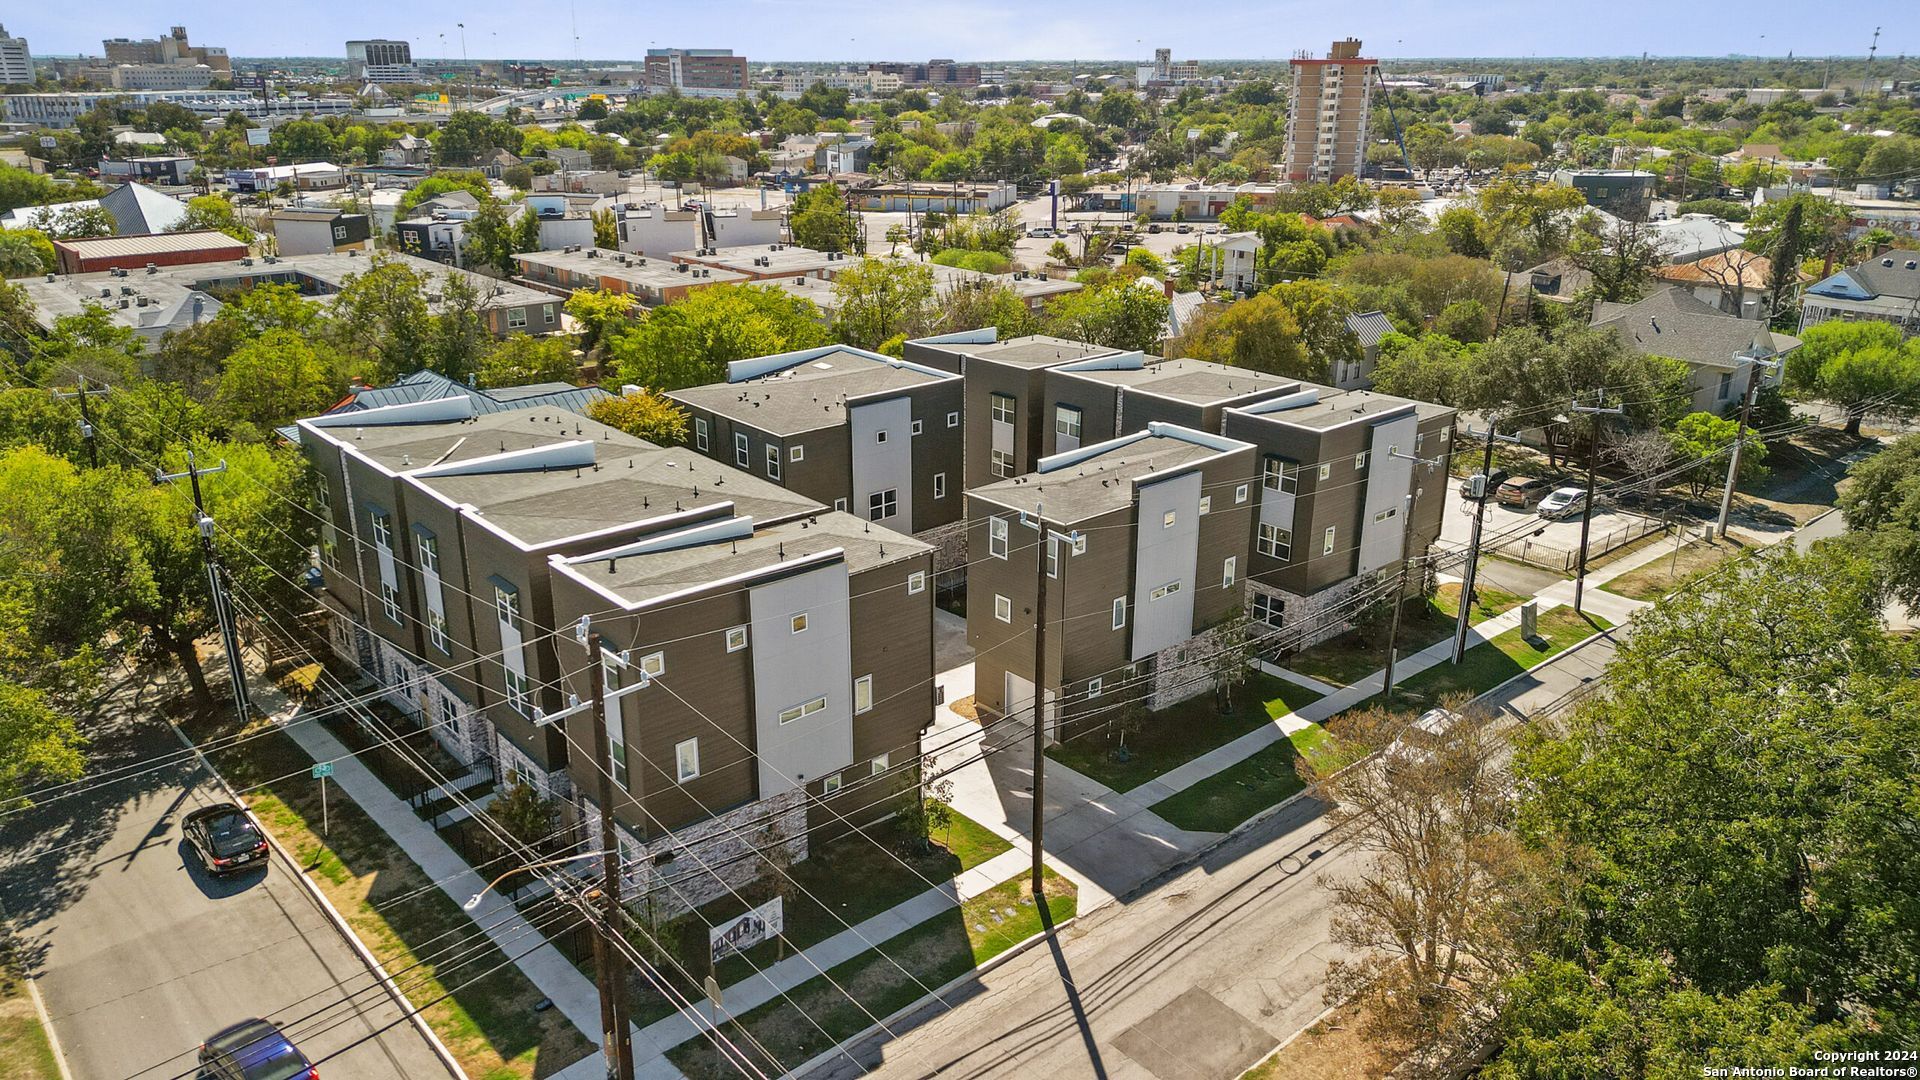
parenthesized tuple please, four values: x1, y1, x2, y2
(667, 345, 968, 569)
(965, 423, 1258, 730)
(297, 397, 820, 802)
(545, 511, 935, 912)
(901, 330, 1123, 490)
(1035, 353, 1300, 458)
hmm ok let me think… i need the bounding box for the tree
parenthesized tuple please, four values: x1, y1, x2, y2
(1785, 322, 1920, 435)
(211, 330, 347, 438)
(0, 230, 53, 277)
(1668, 410, 1766, 497)
(1267, 280, 1361, 375)
(563, 289, 636, 354)
(591, 209, 618, 250)
(1043, 279, 1170, 354)
(1046, 239, 1072, 264)
(941, 281, 1039, 339)
(31, 203, 115, 240)
(832, 258, 938, 349)
(477, 334, 578, 389)
(463, 199, 521, 277)
(1370, 332, 1477, 406)
(0, 679, 86, 808)
(328, 255, 433, 381)
(1434, 299, 1494, 343)
(1569, 217, 1667, 303)
(426, 271, 496, 383)
(1609, 427, 1674, 502)
(584, 389, 689, 446)
(490, 780, 560, 859)
(789, 183, 861, 253)
(0, 164, 105, 214)
(1837, 434, 1920, 611)
(172, 194, 254, 243)
(1167, 294, 1313, 379)
(608, 285, 831, 391)
(395, 172, 493, 219)
(1513, 546, 1920, 1034)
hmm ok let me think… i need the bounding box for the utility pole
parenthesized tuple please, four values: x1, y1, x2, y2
(1570, 392, 1626, 614)
(585, 630, 637, 1080)
(156, 452, 250, 721)
(1716, 335, 1780, 540)
(52, 376, 107, 468)
(1452, 419, 1523, 664)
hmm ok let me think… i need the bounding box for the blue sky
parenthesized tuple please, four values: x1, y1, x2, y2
(8, 1, 1908, 62)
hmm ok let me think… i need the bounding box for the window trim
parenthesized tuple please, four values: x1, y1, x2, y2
(1323, 525, 1337, 556)
(638, 651, 665, 678)
(875, 429, 889, 445)
(823, 772, 843, 794)
(989, 392, 1015, 425)
(947, 410, 959, 428)
(1235, 483, 1250, 503)
(854, 674, 873, 714)
(907, 570, 927, 594)
(1112, 597, 1127, 629)
(790, 444, 805, 463)
(990, 448, 1014, 478)
(933, 472, 946, 499)
(733, 431, 749, 467)
(724, 625, 748, 652)
(1198, 495, 1211, 516)
(871, 753, 890, 776)
(789, 612, 809, 634)
(1087, 676, 1102, 698)
(694, 417, 709, 451)
(1053, 404, 1083, 440)
(1223, 556, 1236, 589)
(911, 419, 923, 436)
(765, 443, 781, 480)
(1258, 523, 1292, 561)
(1150, 580, 1182, 601)
(867, 488, 898, 521)
(1162, 510, 1177, 529)
(674, 738, 700, 783)
(989, 516, 1009, 559)
(777, 695, 827, 724)
(994, 594, 1012, 623)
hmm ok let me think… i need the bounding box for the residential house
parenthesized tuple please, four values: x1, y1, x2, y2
(1592, 287, 1800, 413)
(671, 242, 851, 281)
(1653, 249, 1790, 320)
(1339, 310, 1396, 389)
(268, 208, 372, 257)
(1798, 253, 1920, 337)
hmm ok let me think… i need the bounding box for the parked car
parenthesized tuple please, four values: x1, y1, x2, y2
(183, 802, 269, 876)
(1495, 476, 1550, 509)
(1175, 223, 1193, 234)
(1146, 223, 1162, 233)
(1537, 486, 1590, 520)
(1459, 469, 1510, 501)
(198, 1018, 316, 1080)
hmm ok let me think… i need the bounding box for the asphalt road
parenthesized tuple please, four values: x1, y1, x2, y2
(0, 670, 451, 1080)
(812, 511, 1849, 1080)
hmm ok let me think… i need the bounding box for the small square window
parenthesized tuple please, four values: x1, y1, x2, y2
(1198, 496, 1211, 516)
(1236, 483, 1249, 503)
(990, 393, 1015, 424)
(908, 571, 927, 594)
(790, 445, 805, 463)
(990, 448, 1014, 478)
(871, 754, 890, 776)
(1072, 534, 1086, 555)
(790, 613, 808, 634)
(834, 498, 848, 511)
(639, 651, 665, 678)
(675, 738, 700, 782)
(725, 626, 748, 652)
(876, 429, 889, 444)
(867, 488, 897, 521)
(911, 419, 923, 436)
(823, 772, 843, 794)
(1088, 677, 1102, 698)
(1112, 597, 1127, 629)
(994, 594, 1012, 623)
(854, 674, 873, 713)
(947, 411, 959, 427)
(1318, 463, 1331, 481)
(1162, 510, 1176, 529)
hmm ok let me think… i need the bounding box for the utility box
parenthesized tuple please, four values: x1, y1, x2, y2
(1465, 473, 1488, 499)
(1520, 600, 1539, 642)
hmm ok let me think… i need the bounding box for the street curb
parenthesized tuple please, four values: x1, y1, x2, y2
(161, 712, 469, 1080)
(23, 971, 74, 1080)
(778, 912, 1080, 1080)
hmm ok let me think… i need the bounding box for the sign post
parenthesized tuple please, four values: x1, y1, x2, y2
(311, 761, 335, 835)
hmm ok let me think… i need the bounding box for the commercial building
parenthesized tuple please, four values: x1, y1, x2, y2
(98, 154, 197, 186)
(1798, 253, 1920, 337)
(868, 60, 981, 88)
(16, 269, 223, 344)
(225, 162, 346, 193)
(672, 242, 853, 281)
(1592, 287, 1799, 413)
(1135, 48, 1201, 88)
(668, 345, 967, 561)
(109, 64, 215, 90)
(644, 49, 749, 93)
(1282, 38, 1376, 183)
(1, 90, 354, 128)
(52, 230, 249, 275)
(102, 26, 229, 74)
(0, 24, 33, 86)
(347, 39, 420, 83)
(1550, 169, 1657, 221)
(849, 181, 1017, 214)
(513, 246, 749, 306)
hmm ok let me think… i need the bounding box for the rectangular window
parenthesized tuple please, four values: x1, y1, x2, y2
(504, 669, 529, 714)
(1236, 483, 1250, 504)
(908, 570, 927, 594)
(1318, 463, 1331, 481)
(1054, 405, 1082, 440)
(790, 612, 808, 634)
(1046, 536, 1060, 578)
(371, 511, 393, 551)
(1258, 524, 1292, 561)
(725, 625, 748, 652)
(1262, 456, 1295, 493)
(429, 610, 450, 654)
(990, 393, 1015, 424)
(911, 419, 923, 436)
(1162, 510, 1177, 529)
(1087, 677, 1103, 698)
(695, 417, 709, 451)
(933, 472, 947, 499)
(989, 517, 1009, 559)
(868, 488, 897, 521)
(875, 429, 889, 444)
(871, 754, 890, 776)
(990, 448, 1013, 478)
(1150, 580, 1182, 601)
(1222, 556, 1236, 589)
(1355, 451, 1368, 472)
(1323, 526, 1337, 556)
(1252, 591, 1285, 628)
(823, 772, 843, 794)
(734, 431, 749, 467)
(778, 695, 828, 724)
(790, 444, 805, 463)
(1112, 597, 1127, 629)
(947, 410, 959, 428)
(1717, 371, 1734, 400)
(675, 738, 700, 782)
(834, 498, 848, 512)
(1199, 495, 1212, 516)
(765, 443, 781, 480)
(414, 532, 439, 575)
(1373, 506, 1399, 523)
(380, 582, 402, 624)
(638, 651, 665, 678)
(543, 304, 557, 325)
(854, 674, 873, 714)
(494, 585, 520, 627)
(994, 594, 1012, 623)
(508, 308, 527, 328)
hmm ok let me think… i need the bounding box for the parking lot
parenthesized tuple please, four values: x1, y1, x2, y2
(1438, 482, 1664, 573)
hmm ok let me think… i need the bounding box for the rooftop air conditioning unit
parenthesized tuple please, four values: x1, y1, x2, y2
(241, 257, 254, 266)
(145, 262, 158, 274)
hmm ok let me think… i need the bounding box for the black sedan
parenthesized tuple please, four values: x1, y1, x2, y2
(183, 803, 270, 876)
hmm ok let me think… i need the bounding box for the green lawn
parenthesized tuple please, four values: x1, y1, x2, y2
(1602, 535, 1749, 601)
(188, 706, 596, 1080)
(0, 959, 59, 1080)
(1046, 674, 1323, 793)
(1383, 606, 1613, 708)
(1149, 723, 1335, 834)
(628, 811, 1013, 1025)
(1283, 582, 1526, 688)
(667, 870, 1078, 1080)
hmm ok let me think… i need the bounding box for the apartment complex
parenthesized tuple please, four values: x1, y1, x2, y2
(668, 346, 967, 561)
(1282, 38, 1376, 183)
(644, 48, 749, 93)
(868, 59, 982, 87)
(103, 26, 229, 73)
(1, 25, 35, 85)
(514, 247, 749, 306)
(110, 64, 215, 90)
(347, 39, 420, 84)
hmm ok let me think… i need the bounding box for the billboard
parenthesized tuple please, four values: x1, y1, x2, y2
(246, 127, 271, 147)
(708, 897, 783, 964)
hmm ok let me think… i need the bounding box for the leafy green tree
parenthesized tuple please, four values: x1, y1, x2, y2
(28, 306, 143, 387)
(0, 164, 106, 214)
(832, 258, 937, 350)
(789, 183, 862, 253)
(328, 255, 433, 381)
(585, 390, 689, 446)
(1044, 279, 1170, 354)
(591, 209, 618, 250)
(211, 330, 347, 438)
(941, 280, 1039, 339)
(1837, 434, 1920, 611)
(1667, 410, 1767, 497)
(563, 289, 636, 354)
(1370, 332, 1477, 405)
(1786, 321, 1920, 435)
(1166, 293, 1312, 379)
(490, 780, 559, 856)
(171, 194, 254, 243)
(0, 230, 53, 277)
(1266, 279, 1360, 374)
(1434, 299, 1493, 343)
(608, 284, 831, 391)
(395, 171, 493, 218)
(31, 203, 115, 239)
(426, 271, 496, 384)
(476, 334, 578, 389)
(0, 679, 86, 808)
(462, 199, 522, 277)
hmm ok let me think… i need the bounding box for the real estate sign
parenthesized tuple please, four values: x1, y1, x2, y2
(709, 897, 783, 964)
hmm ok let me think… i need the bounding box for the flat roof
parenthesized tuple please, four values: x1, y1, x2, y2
(565, 512, 929, 605)
(515, 247, 750, 289)
(969, 434, 1228, 522)
(53, 230, 246, 259)
(43, 250, 558, 312)
(669, 348, 952, 436)
(673, 243, 843, 276)
(334, 407, 645, 473)
(962, 335, 1119, 369)
(1058, 357, 1296, 405)
(1239, 387, 1453, 431)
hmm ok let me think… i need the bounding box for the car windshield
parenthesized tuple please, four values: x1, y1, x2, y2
(237, 1042, 311, 1080)
(206, 813, 262, 856)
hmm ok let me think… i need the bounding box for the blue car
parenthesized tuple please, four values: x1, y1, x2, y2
(198, 1018, 317, 1080)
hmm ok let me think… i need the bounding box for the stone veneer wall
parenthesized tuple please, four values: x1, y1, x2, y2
(579, 788, 810, 917)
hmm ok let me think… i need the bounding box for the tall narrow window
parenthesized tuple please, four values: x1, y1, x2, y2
(989, 517, 1009, 559)
(1222, 556, 1236, 589)
(695, 417, 709, 451)
(734, 431, 749, 467)
(674, 738, 700, 783)
(854, 674, 873, 714)
(765, 443, 781, 480)
(1112, 597, 1127, 630)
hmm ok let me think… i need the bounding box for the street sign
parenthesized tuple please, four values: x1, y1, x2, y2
(38, 135, 56, 149)
(310, 762, 334, 779)
(704, 975, 724, 1012)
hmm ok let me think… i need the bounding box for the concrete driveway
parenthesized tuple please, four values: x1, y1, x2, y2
(1438, 485, 1661, 574)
